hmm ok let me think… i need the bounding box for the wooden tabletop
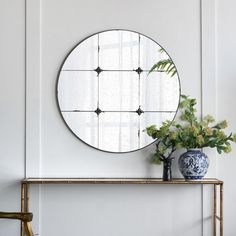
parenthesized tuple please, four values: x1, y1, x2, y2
(21, 178, 223, 185)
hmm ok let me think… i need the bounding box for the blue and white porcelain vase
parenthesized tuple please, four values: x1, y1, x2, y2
(178, 149, 209, 180)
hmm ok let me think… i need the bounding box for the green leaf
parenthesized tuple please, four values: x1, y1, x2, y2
(148, 58, 177, 78)
(151, 153, 162, 165)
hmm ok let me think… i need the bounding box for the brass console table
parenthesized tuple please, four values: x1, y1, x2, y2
(21, 178, 223, 236)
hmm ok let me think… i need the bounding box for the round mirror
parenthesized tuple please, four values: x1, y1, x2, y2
(57, 29, 180, 153)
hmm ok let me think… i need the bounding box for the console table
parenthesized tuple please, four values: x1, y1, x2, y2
(20, 178, 223, 236)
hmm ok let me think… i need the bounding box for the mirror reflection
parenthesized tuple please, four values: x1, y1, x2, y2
(57, 29, 180, 153)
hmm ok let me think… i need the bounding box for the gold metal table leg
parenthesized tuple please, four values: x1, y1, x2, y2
(213, 183, 223, 236)
(220, 183, 223, 236)
(213, 184, 217, 236)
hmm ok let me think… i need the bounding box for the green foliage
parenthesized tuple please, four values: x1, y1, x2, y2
(149, 59, 177, 77)
(149, 49, 177, 77)
(146, 121, 178, 164)
(177, 95, 236, 152)
(145, 95, 236, 164)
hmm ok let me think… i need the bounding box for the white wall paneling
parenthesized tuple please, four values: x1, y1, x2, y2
(216, 0, 236, 235)
(25, 0, 42, 234)
(0, 0, 224, 235)
(201, 0, 217, 177)
(25, 0, 42, 178)
(39, 0, 202, 177)
(26, 0, 213, 235)
(0, 0, 25, 235)
(201, 0, 217, 235)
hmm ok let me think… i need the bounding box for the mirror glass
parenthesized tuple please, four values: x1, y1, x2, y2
(57, 29, 180, 153)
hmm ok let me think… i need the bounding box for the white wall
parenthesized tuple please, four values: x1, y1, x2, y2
(0, 0, 25, 235)
(1, 0, 235, 235)
(35, 0, 205, 235)
(37, 0, 202, 179)
(217, 0, 236, 235)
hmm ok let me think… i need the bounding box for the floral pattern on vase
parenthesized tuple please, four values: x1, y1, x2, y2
(178, 149, 209, 180)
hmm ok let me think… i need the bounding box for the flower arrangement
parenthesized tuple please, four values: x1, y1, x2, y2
(146, 95, 236, 164)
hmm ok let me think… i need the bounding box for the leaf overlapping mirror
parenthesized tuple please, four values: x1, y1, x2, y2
(57, 29, 180, 153)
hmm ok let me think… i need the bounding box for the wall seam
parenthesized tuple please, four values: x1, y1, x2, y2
(200, 0, 204, 235)
(39, 0, 42, 234)
(24, 0, 27, 179)
(215, 0, 219, 179)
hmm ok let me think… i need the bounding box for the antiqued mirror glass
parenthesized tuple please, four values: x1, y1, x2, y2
(57, 29, 180, 153)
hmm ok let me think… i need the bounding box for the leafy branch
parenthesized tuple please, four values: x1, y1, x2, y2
(149, 49, 177, 77)
(145, 95, 236, 164)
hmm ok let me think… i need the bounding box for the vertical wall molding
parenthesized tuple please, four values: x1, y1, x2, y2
(201, 0, 217, 235)
(25, 0, 41, 234)
(201, 0, 217, 174)
(25, 0, 41, 177)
